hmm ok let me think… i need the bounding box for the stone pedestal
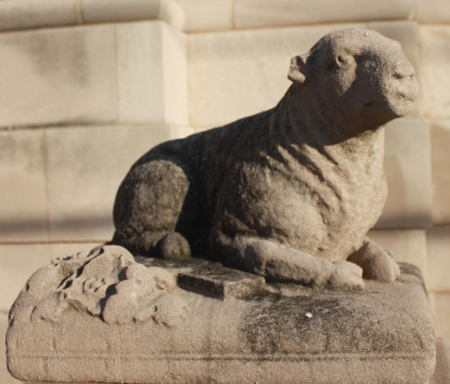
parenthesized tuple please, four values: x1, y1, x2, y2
(6, 246, 436, 384)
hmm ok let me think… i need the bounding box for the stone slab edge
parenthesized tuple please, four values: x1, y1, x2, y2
(6, 271, 436, 383)
(0, 0, 184, 33)
(7, 355, 435, 384)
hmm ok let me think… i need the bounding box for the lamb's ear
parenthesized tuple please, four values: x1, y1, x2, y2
(288, 55, 307, 84)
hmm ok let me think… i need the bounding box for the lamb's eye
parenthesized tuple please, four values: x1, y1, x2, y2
(327, 55, 349, 70)
(326, 53, 354, 70)
(337, 55, 346, 64)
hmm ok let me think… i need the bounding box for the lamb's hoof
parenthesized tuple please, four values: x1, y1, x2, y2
(158, 233, 191, 261)
(364, 250, 401, 283)
(347, 241, 401, 283)
(327, 260, 364, 292)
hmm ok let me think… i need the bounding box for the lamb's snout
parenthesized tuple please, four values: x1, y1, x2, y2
(389, 51, 416, 84)
(392, 60, 415, 80)
(389, 56, 419, 112)
(365, 49, 419, 118)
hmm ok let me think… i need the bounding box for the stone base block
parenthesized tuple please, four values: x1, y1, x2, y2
(6, 247, 436, 384)
(430, 338, 450, 383)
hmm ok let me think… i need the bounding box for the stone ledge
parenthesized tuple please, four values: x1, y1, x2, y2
(234, 0, 415, 30)
(0, 0, 184, 33)
(175, 0, 415, 32)
(6, 354, 436, 384)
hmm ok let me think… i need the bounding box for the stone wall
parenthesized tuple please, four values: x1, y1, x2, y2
(1, 0, 450, 382)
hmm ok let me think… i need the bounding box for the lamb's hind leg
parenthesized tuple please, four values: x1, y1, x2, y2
(112, 159, 196, 260)
(216, 235, 364, 291)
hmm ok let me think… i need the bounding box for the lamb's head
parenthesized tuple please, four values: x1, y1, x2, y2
(288, 28, 419, 130)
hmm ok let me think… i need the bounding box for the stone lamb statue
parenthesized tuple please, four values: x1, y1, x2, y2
(112, 28, 418, 291)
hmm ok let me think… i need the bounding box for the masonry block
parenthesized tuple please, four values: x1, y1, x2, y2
(174, 0, 233, 32)
(376, 119, 433, 228)
(430, 120, 450, 225)
(427, 227, 450, 293)
(434, 293, 450, 340)
(417, 0, 450, 24)
(419, 26, 450, 119)
(0, 129, 48, 243)
(430, 338, 450, 384)
(0, 0, 184, 32)
(233, 0, 414, 30)
(0, 0, 79, 32)
(46, 125, 193, 242)
(115, 21, 189, 126)
(81, 0, 184, 30)
(0, 24, 116, 128)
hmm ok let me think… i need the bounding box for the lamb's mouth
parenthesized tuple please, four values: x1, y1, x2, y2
(364, 94, 415, 109)
(363, 101, 387, 109)
(362, 96, 415, 120)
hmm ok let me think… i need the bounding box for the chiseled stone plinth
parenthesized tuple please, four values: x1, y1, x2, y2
(6, 246, 435, 384)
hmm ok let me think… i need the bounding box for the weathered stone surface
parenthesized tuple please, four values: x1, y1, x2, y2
(233, 0, 415, 30)
(0, 314, 20, 383)
(0, 0, 79, 32)
(0, 20, 187, 130)
(427, 227, 450, 293)
(0, 24, 116, 128)
(174, 0, 233, 32)
(82, 0, 184, 30)
(430, 120, 450, 225)
(115, 21, 189, 125)
(0, 243, 101, 314)
(136, 256, 266, 300)
(376, 119, 433, 228)
(6, 246, 436, 384)
(175, 0, 415, 32)
(0, 0, 184, 32)
(433, 293, 450, 340)
(430, 338, 450, 384)
(0, 129, 47, 243)
(419, 26, 450, 119)
(46, 125, 193, 242)
(417, 0, 450, 24)
(113, 29, 417, 288)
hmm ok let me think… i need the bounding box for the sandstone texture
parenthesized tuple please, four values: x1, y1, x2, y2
(430, 337, 450, 384)
(112, 28, 418, 289)
(6, 245, 435, 384)
(0, 0, 184, 32)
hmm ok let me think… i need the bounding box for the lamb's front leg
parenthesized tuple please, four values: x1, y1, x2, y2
(347, 237, 400, 282)
(218, 236, 364, 291)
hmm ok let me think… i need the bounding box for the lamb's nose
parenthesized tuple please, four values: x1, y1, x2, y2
(393, 59, 415, 80)
(395, 60, 419, 102)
